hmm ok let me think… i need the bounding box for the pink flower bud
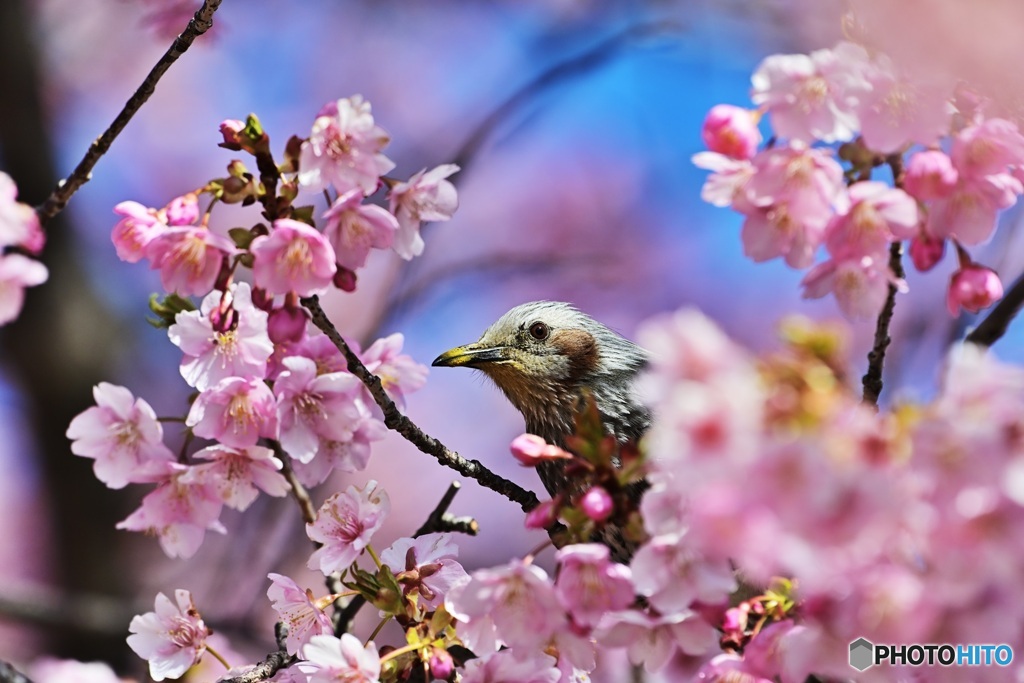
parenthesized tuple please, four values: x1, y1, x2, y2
(909, 234, 946, 272)
(428, 647, 454, 679)
(580, 486, 614, 523)
(702, 104, 762, 160)
(524, 499, 558, 530)
(219, 119, 246, 150)
(904, 150, 958, 201)
(165, 193, 200, 226)
(509, 433, 571, 467)
(268, 304, 308, 343)
(947, 263, 1003, 316)
(334, 267, 357, 292)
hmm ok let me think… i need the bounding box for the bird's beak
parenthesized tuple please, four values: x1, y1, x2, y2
(432, 342, 509, 368)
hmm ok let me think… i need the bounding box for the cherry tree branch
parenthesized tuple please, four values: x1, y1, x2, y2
(0, 662, 32, 683)
(217, 650, 294, 683)
(964, 269, 1024, 347)
(862, 155, 906, 407)
(35, 0, 224, 223)
(862, 241, 904, 407)
(274, 444, 317, 525)
(300, 294, 542, 513)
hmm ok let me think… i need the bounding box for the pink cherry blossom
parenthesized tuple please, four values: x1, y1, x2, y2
(692, 152, 754, 208)
(823, 181, 918, 259)
(111, 201, 166, 263)
(701, 105, 762, 160)
(145, 226, 234, 296)
(298, 95, 395, 196)
(358, 333, 428, 409)
(306, 480, 390, 574)
(380, 532, 469, 609)
(186, 376, 279, 448)
(738, 143, 846, 268)
(388, 163, 459, 260)
(693, 653, 774, 683)
(524, 499, 559, 529)
(951, 117, 1024, 180)
(801, 254, 904, 320)
(0, 171, 44, 253)
(904, 150, 959, 201)
(266, 573, 333, 655)
(854, 57, 954, 154)
(947, 263, 1003, 316)
(289, 413, 387, 487)
(183, 444, 290, 511)
(165, 193, 199, 226)
(116, 470, 225, 559)
(460, 650, 561, 683)
(322, 189, 398, 270)
(250, 219, 337, 296)
(925, 180, 1014, 246)
(127, 589, 209, 681)
(168, 283, 274, 391)
(0, 253, 48, 325)
(554, 544, 634, 628)
(751, 42, 871, 144)
(274, 356, 364, 463)
(596, 609, 718, 673)
(630, 532, 736, 613)
(301, 634, 381, 683)
(446, 560, 563, 651)
(30, 658, 124, 683)
(66, 382, 176, 488)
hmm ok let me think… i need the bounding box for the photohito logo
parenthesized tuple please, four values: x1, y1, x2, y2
(849, 638, 1014, 671)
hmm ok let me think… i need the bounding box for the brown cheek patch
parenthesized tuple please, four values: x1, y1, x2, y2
(551, 329, 599, 380)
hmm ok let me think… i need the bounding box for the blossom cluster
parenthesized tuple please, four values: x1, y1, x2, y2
(0, 171, 47, 326)
(66, 96, 451, 560)
(626, 308, 1024, 681)
(695, 40, 1022, 320)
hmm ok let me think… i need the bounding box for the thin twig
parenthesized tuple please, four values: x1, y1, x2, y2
(216, 650, 294, 683)
(861, 155, 906, 407)
(300, 295, 541, 513)
(862, 242, 904, 407)
(35, 0, 224, 223)
(964, 269, 1024, 347)
(275, 445, 317, 525)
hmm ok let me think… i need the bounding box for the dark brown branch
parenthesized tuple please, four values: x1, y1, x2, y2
(862, 155, 906, 408)
(964, 269, 1024, 347)
(35, 0, 224, 223)
(274, 444, 317, 525)
(0, 662, 32, 683)
(217, 650, 294, 683)
(300, 295, 541, 513)
(862, 242, 904, 407)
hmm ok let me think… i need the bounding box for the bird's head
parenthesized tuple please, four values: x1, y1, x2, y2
(432, 301, 648, 437)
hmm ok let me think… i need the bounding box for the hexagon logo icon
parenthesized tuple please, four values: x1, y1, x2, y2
(849, 637, 874, 671)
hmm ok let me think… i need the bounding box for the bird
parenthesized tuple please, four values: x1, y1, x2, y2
(431, 300, 651, 503)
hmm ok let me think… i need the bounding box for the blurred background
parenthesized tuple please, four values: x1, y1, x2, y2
(3, 0, 1024, 679)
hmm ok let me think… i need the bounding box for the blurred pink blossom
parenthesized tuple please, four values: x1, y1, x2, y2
(0, 253, 48, 325)
(0, 171, 43, 254)
(388, 163, 460, 259)
(301, 633, 381, 683)
(111, 201, 165, 263)
(701, 104, 762, 160)
(554, 544, 634, 628)
(947, 263, 1003, 316)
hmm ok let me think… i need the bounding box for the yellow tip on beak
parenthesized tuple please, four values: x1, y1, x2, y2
(432, 343, 509, 368)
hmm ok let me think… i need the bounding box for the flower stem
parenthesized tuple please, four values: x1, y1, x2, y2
(365, 544, 383, 570)
(366, 615, 392, 644)
(379, 642, 422, 664)
(206, 644, 231, 670)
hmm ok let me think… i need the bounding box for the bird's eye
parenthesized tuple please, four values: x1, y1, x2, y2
(529, 321, 549, 341)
